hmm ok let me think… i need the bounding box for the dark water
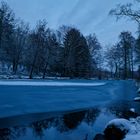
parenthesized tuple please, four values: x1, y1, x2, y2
(0, 80, 139, 140)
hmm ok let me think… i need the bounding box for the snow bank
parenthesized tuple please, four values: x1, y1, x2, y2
(130, 108, 135, 113)
(0, 81, 106, 86)
(134, 97, 140, 101)
(134, 84, 140, 101)
(124, 133, 140, 140)
(105, 119, 131, 132)
(105, 117, 140, 140)
(137, 88, 140, 93)
(124, 117, 140, 140)
(0, 74, 71, 80)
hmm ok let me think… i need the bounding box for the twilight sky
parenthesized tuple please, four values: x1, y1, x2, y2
(3, 0, 138, 46)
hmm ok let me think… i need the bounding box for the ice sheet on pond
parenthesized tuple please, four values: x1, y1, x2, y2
(0, 80, 106, 86)
(0, 80, 137, 119)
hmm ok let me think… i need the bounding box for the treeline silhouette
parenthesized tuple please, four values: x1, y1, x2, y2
(0, 1, 140, 79)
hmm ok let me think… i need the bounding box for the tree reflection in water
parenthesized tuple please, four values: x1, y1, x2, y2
(0, 108, 100, 140)
(2, 103, 138, 140)
(107, 100, 139, 119)
(0, 127, 26, 140)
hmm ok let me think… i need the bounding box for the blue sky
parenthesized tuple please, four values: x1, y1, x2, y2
(3, 0, 138, 46)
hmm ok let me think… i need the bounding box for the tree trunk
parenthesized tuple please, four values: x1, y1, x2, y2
(115, 63, 118, 79)
(42, 63, 48, 79)
(29, 66, 34, 79)
(124, 45, 127, 80)
(12, 60, 16, 74)
(29, 52, 38, 79)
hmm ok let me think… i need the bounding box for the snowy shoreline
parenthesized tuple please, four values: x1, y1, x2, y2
(134, 81, 140, 101)
(122, 81, 140, 139)
(106, 81, 140, 140)
(104, 117, 140, 140)
(94, 81, 140, 140)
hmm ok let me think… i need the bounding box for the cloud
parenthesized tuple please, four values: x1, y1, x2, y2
(3, 0, 137, 45)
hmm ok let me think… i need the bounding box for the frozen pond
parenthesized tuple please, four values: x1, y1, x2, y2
(0, 80, 139, 140)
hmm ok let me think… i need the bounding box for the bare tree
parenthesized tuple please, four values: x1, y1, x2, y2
(9, 21, 29, 73)
(105, 44, 123, 79)
(119, 31, 135, 79)
(109, 0, 140, 24)
(110, 0, 139, 78)
(27, 20, 48, 79)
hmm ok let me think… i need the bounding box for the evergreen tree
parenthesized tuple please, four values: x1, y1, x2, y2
(64, 28, 91, 78)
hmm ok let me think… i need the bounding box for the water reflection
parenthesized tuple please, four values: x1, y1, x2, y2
(107, 100, 140, 119)
(31, 108, 101, 139)
(63, 108, 100, 131)
(0, 108, 100, 140)
(0, 101, 140, 140)
(0, 127, 26, 140)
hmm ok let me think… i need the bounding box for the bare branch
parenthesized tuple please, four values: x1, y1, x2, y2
(109, 3, 140, 24)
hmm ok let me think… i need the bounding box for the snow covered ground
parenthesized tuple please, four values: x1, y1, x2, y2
(137, 88, 140, 93)
(105, 117, 140, 140)
(134, 97, 140, 101)
(124, 117, 140, 140)
(126, 82, 140, 139)
(106, 118, 131, 132)
(105, 81, 140, 140)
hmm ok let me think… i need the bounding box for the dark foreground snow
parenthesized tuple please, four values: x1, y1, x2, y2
(105, 117, 140, 140)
